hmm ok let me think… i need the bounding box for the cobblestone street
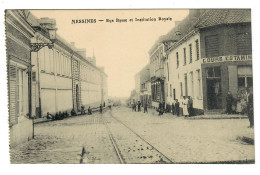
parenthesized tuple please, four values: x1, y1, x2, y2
(10, 106, 254, 164)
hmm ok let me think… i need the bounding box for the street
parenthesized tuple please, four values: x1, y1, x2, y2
(10, 106, 254, 164)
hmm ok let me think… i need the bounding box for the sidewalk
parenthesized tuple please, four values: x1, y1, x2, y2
(33, 107, 110, 124)
(141, 107, 248, 120)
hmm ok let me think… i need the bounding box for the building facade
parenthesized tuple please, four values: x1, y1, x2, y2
(149, 43, 167, 108)
(6, 10, 35, 147)
(6, 10, 108, 147)
(165, 9, 252, 114)
(134, 72, 141, 103)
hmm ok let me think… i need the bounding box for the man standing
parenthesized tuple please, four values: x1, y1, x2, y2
(138, 101, 141, 112)
(144, 102, 148, 113)
(188, 96, 193, 117)
(171, 102, 175, 115)
(247, 88, 254, 128)
(175, 99, 180, 116)
(99, 104, 103, 114)
(226, 91, 233, 114)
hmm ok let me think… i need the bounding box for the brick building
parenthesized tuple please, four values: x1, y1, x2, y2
(165, 9, 252, 114)
(6, 10, 35, 147)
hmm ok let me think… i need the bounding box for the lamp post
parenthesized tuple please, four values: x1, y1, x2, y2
(30, 27, 57, 139)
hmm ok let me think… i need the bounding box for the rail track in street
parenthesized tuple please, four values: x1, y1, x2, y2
(100, 110, 174, 164)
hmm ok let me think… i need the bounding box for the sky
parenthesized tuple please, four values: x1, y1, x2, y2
(31, 10, 189, 98)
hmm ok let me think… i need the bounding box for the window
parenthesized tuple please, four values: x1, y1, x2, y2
(189, 44, 192, 63)
(184, 73, 188, 96)
(206, 67, 221, 78)
(195, 39, 200, 60)
(55, 51, 60, 74)
(167, 62, 169, 81)
(16, 69, 24, 117)
(170, 84, 172, 97)
(180, 82, 183, 97)
(60, 54, 64, 75)
(44, 47, 50, 72)
(176, 52, 179, 68)
(205, 35, 219, 57)
(173, 89, 176, 100)
(190, 72, 194, 97)
(50, 49, 54, 73)
(237, 66, 253, 94)
(197, 69, 201, 97)
(183, 48, 186, 65)
(236, 33, 252, 55)
(40, 49, 45, 71)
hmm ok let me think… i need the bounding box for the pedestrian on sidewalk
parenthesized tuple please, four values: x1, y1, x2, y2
(188, 96, 193, 117)
(88, 106, 92, 115)
(175, 99, 180, 116)
(100, 104, 103, 114)
(138, 101, 141, 112)
(182, 96, 189, 117)
(144, 102, 148, 113)
(226, 91, 233, 114)
(158, 102, 164, 116)
(247, 88, 254, 128)
(171, 102, 175, 115)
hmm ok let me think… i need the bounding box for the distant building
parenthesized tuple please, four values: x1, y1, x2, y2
(165, 9, 252, 114)
(139, 64, 152, 107)
(134, 72, 141, 102)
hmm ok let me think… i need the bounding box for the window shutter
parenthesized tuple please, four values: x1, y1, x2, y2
(205, 35, 219, 58)
(9, 64, 18, 125)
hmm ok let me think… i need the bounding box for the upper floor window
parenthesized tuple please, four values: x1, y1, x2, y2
(183, 48, 187, 65)
(195, 39, 200, 60)
(205, 35, 219, 58)
(236, 33, 252, 55)
(189, 44, 192, 63)
(176, 52, 179, 68)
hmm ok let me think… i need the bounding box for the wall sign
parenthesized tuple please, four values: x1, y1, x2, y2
(202, 55, 252, 63)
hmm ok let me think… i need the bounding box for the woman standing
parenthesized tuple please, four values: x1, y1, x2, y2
(183, 96, 189, 117)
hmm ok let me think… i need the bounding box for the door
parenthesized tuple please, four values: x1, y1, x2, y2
(207, 79, 222, 110)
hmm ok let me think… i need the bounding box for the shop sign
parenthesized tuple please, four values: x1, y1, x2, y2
(202, 55, 252, 63)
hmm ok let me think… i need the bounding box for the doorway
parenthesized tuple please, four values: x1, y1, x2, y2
(207, 78, 222, 110)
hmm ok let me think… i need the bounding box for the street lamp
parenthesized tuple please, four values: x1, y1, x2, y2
(29, 27, 57, 138)
(30, 27, 57, 52)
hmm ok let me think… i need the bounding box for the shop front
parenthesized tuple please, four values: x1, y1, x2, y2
(202, 55, 252, 113)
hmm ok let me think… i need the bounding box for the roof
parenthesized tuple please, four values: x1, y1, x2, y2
(27, 10, 107, 75)
(195, 9, 251, 28)
(149, 9, 251, 54)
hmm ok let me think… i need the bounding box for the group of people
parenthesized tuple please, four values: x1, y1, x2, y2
(226, 89, 254, 128)
(131, 101, 148, 113)
(159, 96, 193, 117)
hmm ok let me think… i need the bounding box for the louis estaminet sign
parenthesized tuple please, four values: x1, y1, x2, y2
(202, 55, 252, 63)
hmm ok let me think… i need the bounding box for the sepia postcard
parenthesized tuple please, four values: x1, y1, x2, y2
(5, 9, 255, 164)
